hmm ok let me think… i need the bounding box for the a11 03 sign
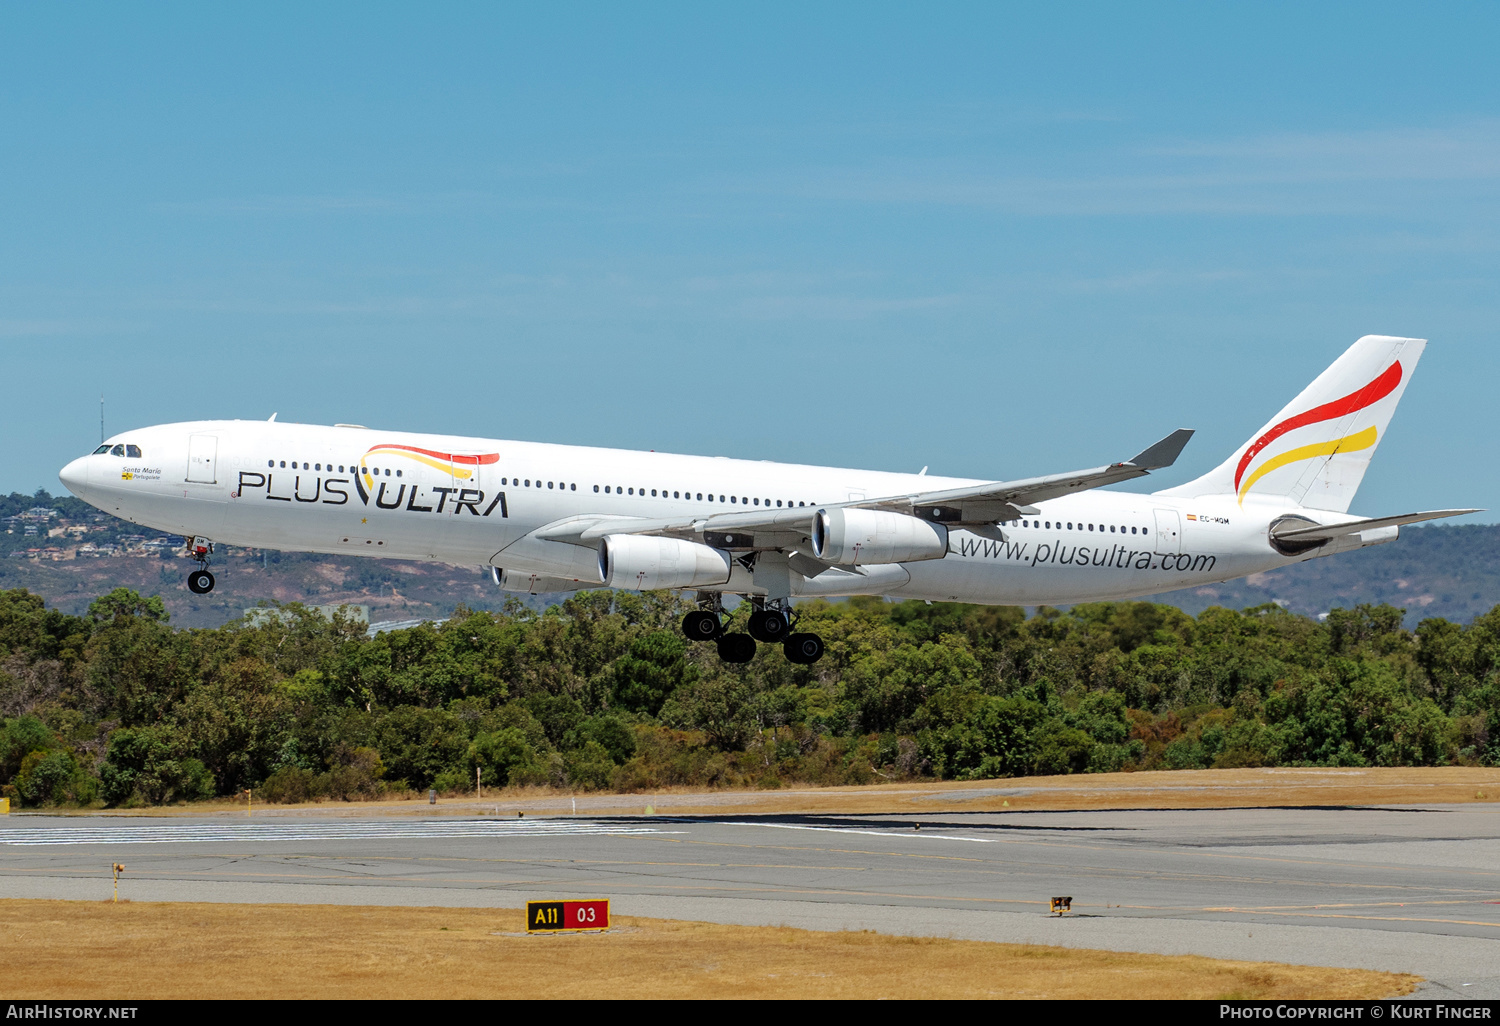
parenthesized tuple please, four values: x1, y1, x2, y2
(527, 899, 610, 933)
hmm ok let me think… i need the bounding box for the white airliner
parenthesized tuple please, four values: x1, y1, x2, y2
(59, 335, 1473, 664)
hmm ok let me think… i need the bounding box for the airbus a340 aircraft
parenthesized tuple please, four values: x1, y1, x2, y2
(59, 335, 1474, 665)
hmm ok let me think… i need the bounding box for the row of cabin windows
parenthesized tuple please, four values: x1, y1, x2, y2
(500, 478, 577, 490)
(259, 462, 810, 506)
(94, 444, 142, 458)
(592, 485, 809, 507)
(268, 460, 382, 474)
(263, 461, 586, 492)
(1014, 519, 1147, 535)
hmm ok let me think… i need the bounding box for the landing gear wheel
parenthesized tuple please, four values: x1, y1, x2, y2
(747, 608, 791, 643)
(783, 633, 824, 665)
(681, 610, 722, 641)
(187, 570, 216, 595)
(715, 632, 757, 664)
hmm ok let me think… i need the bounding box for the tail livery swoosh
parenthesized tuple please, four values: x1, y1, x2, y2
(1233, 361, 1402, 495)
(1237, 426, 1378, 504)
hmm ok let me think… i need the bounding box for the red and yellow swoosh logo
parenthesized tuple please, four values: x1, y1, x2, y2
(1234, 361, 1401, 504)
(360, 444, 499, 482)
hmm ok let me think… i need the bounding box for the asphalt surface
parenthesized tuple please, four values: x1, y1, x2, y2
(3, 804, 1498, 998)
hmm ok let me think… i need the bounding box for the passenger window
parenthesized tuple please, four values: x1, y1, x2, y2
(267, 460, 274, 468)
(776, 500, 782, 507)
(110, 445, 125, 456)
(696, 493, 703, 500)
(280, 461, 286, 468)
(719, 495, 725, 502)
(548, 481, 554, 489)
(651, 489, 657, 497)
(525, 479, 531, 487)
(595, 485, 601, 492)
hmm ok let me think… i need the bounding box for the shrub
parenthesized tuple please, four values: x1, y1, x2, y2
(260, 765, 319, 804)
(100, 728, 215, 806)
(15, 749, 98, 806)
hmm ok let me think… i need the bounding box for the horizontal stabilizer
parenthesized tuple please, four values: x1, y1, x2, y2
(1270, 508, 1480, 543)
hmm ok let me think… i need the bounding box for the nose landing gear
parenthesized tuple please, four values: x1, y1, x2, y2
(186, 537, 216, 594)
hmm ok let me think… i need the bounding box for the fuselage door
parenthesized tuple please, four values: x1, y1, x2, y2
(187, 434, 218, 484)
(447, 452, 486, 498)
(1152, 508, 1181, 555)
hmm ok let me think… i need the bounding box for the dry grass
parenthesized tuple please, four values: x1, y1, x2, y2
(0, 899, 1417, 1000)
(80, 765, 1500, 820)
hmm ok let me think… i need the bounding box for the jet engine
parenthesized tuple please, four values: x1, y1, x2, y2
(811, 508, 949, 565)
(599, 534, 734, 590)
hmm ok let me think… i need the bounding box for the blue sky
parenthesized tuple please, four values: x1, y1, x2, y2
(4, 3, 1499, 520)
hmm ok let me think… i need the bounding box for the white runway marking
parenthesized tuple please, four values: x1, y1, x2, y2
(0, 820, 683, 846)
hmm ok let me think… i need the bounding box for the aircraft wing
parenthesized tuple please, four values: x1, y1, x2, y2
(532, 429, 1194, 549)
(1270, 508, 1480, 543)
(853, 428, 1194, 525)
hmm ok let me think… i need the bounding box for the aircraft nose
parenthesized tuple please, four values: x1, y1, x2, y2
(59, 456, 90, 496)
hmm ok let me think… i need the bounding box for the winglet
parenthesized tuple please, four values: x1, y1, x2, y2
(1127, 429, 1194, 470)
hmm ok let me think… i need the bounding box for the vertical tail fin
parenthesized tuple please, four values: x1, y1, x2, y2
(1156, 335, 1426, 512)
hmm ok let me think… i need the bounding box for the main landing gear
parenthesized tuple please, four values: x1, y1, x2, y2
(680, 595, 824, 664)
(186, 537, 216, 595)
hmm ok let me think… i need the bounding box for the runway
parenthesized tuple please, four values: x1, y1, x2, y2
(3, 804, 1498, 998)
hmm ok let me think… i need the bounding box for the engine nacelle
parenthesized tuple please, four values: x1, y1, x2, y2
(598, 534, 733, 591)
(811, 508, 949, 565)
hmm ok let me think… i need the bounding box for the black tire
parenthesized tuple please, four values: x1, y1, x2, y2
(188, 570, 215, 595)
(681, 610, 722, 641)
(747, 609, 790, 643)
(715, 632, 757, 664)
(783, 632, 824, 664)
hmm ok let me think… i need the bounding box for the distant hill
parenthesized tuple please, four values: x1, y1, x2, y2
(1, 485, 1495, 627)
(1154, 523, 1500, 625)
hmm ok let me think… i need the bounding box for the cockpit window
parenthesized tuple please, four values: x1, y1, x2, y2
(109, 445, 125, 456)
(93, 445, 111, 455)
(125, 444, 142, 458)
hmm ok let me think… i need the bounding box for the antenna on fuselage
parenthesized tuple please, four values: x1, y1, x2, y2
(268, 412, 277, 422)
